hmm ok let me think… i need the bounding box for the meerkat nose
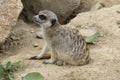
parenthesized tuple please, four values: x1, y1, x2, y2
(32, 16, 37, 21)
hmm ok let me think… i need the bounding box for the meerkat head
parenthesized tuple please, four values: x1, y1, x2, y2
(33, 10, 59, 28)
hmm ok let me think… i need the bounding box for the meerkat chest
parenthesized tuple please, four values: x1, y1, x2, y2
(42, 28, 57, 38)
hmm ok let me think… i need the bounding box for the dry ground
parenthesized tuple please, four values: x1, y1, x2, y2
(0, 18, 120, 80)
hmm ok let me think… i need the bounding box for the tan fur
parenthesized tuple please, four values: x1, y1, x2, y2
(32, 10, 90, 66)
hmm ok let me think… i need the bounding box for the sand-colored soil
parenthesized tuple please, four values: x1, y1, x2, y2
(0, 16, 120, 80)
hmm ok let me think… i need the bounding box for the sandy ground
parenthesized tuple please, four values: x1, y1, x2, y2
(0, 19, 120, 80)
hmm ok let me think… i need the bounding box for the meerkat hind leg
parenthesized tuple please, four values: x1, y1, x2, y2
(56, 60, 67, 66)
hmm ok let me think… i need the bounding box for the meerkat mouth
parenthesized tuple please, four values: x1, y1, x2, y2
(35, 20, 40, 24)
(32, 16, 41, 25)
(33, 19, 41, 25)
(32, 20, 41, 27)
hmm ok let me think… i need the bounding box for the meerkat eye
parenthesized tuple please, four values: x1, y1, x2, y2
(39, 15, 47, 20)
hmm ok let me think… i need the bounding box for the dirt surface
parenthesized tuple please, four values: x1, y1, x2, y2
(0, 15, 120, 80)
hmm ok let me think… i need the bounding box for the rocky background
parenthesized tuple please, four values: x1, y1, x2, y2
(0, 0, 120, 80)
(0, 0, 22, 44)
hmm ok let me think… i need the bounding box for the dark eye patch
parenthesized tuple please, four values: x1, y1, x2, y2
(39, 15, 47, 20)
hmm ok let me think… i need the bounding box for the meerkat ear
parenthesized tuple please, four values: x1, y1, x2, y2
(51, 19, 56, 27)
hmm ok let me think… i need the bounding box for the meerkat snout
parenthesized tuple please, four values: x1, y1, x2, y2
(32, 15, 47, 25)
(32, 16, 39, 24)
(32, 16, 37, 21)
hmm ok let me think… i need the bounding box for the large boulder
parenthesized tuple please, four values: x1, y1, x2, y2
(20, 0, 81, 24)
(0, 0, 23, 43)
(68, 5, 120, 36)
(79, 0, 120, 12)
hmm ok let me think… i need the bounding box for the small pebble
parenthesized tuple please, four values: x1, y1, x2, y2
(31, 31, 34, 33)
(116, 10, 120, 13)
(33, 43, 38, 47)
(11, 36, 20, 40)
(116, 20, 120, 24)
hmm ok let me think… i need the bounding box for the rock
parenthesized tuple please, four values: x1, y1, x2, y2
(90, 3, 105, 11)
(116, 10, 120, 13)
(79, 29, 97, 37)
(10, 35, 21, 41)
(79, 0, 120, 12)
(20, 0, 81, 24)
(68, 5, 120, 36)
(33, 43, 39, 47)
(31, 30, 34, 33)
(0, 0, 23, 43)
(0, 19, 34, 53)
(116, 20, 120, 25)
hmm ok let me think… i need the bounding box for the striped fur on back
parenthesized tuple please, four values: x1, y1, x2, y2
(44, 25, 90, 65)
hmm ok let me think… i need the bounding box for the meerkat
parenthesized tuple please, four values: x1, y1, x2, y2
(30, 10, 90, 66)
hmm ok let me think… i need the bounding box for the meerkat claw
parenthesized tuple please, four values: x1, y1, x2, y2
(29, 56, 41, 60)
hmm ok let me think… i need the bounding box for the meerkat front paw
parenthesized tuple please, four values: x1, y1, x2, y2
(43, 59, 56, 64)
(30, 54, 51, 60)
(30, 56, 42, 60)
(30, 55, 51, 60)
